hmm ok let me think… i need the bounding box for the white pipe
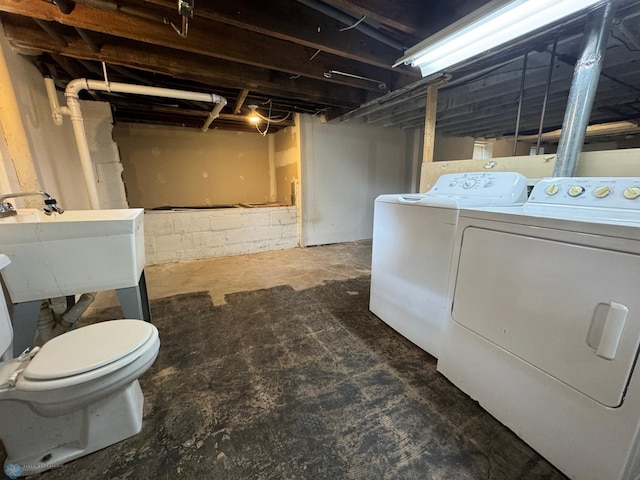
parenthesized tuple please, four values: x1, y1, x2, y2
(56, 78, 227, 209)
(44, 77, 64, 126)
(65, 91, 102, 209)
(68, 79, 227, 105)
(201, 101, 227, 132)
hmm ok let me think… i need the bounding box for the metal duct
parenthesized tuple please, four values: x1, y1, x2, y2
(553, 0, 616, 177)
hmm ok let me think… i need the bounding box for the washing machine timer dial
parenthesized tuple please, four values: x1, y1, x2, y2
(593, 186, 611, 199)
(568, 186, 586, 197)
(545, 184, 559, 196)
(624, 187, 640, 200)
(462, 178, 478, 189)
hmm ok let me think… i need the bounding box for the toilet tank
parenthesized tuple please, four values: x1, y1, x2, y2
(0, 254, 14, 357)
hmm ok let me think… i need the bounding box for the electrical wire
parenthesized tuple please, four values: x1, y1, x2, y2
(253, 100, 292, 135)
(340, 15, 367, 32)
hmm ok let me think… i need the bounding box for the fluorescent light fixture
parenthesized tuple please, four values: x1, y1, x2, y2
(396, 0, 605, 78)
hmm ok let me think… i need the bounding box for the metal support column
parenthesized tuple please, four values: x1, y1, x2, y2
(553, 0, 616, 177)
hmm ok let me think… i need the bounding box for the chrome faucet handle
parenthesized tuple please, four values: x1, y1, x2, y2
(43, 197, 63, 215)
(0, 191, 63, 217)
(0, 201, 16, 218)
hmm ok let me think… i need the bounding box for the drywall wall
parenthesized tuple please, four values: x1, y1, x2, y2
(273, 122, 300, 205)
(421, 154, 557, 191)
(114, 123, 274, 208)
(299, 114, 411, 246)
(578, 149, 640, 176)
(420, 149, 640, 191)
(434, 134, 533, 162)
(433, 134, 475, 161)
(0, 23, 125, 209)
(0, 120, 19, 196)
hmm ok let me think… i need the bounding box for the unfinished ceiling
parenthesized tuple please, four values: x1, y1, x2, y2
(1, 0, 640, 140)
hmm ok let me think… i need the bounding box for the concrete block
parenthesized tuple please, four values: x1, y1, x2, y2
(281, 223, 299, 239)
(173, 214, 212, 234)
(270, 208, 297, 225)
(144, 214, 174, 236)
(147, 250, 178, 265)
(154, 233, 193, 253)
(195, 231, 226, 247)
(241, 211, 271, 227)
(144, 236, 155, 256)
(225, 227, 255, 245)
(254, 225, 285, 242)
(210, 214, 243, 231)
(219, 242, 250, 257)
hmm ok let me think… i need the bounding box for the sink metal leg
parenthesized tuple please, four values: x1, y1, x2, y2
(11, 300, 41, 357)
(116, 270, 151, 322)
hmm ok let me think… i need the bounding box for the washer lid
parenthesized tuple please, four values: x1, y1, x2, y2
(23, 320, 154, 380)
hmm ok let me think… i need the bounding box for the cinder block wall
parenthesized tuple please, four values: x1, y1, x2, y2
(144, 206, 298, 265)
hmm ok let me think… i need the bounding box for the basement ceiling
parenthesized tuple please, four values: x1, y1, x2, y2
(1, 0, 640, 139)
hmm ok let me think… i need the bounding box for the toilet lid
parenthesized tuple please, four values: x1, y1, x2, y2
(23, 320, 155, 380)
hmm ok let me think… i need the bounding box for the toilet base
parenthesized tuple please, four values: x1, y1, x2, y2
(2, 380, 144, 477)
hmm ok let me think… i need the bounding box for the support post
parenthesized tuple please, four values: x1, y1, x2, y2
(553, 1, 616, 177)
(513, 53, 528, 156)
(422, 83, 439, 164)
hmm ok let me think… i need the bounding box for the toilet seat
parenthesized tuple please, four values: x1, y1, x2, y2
(17, 320, 159, 392)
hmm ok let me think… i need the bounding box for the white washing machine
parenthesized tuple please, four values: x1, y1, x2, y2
(437, 177, 640, 480)
(369, 172, 527, 358)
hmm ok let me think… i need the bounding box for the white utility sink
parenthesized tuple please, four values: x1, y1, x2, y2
(0, 208, 144, 303)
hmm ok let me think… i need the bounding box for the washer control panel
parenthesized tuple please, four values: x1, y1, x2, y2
(529, 177, 640, 209)
(428, 172, 528, 204)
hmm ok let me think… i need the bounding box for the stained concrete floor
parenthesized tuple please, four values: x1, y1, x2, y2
(5, 241, 567, 479)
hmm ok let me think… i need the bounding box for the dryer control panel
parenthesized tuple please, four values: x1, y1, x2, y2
(529, 177, 640, 209)
(427, 172, 528, 205)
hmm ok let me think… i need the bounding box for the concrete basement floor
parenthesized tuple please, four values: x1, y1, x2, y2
(90, 240, 374, 310)
(7, 241, 567, 480)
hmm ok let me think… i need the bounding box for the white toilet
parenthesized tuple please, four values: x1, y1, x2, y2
(0, 254, 160, 477)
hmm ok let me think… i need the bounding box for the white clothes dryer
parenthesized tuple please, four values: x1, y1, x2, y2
(369, 172, 527, 358)
(437, 177, 640, 480)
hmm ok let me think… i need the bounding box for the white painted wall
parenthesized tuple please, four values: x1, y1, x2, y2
(0, 121, 19, 195)
(0, 23, 125, 209)
(299, 115, 411, 246)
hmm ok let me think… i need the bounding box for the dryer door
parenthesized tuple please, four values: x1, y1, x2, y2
(451, 226, 640, 408)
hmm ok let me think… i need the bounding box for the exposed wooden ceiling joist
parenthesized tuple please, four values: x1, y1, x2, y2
(1, 0, 640, 138)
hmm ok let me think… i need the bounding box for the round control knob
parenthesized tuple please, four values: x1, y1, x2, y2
(545, 184, 559, 196)
(593, 186, 611, 199)
(623, 187, 640, 200)
(568, 186, 585, 197)
(462, 179, 477, 189)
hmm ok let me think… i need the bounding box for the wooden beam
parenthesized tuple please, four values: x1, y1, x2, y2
(422, 83, 438, 164)
(233, 89, 250, 115)
(319, 0, 424, 36)
(0, 1, 414, 90)
(143, 0, 410, 71)
(33, 19, 67, 47)
(1, 14, 367, 108)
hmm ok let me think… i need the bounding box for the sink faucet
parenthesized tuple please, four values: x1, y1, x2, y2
(0, 191, 64, 218)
